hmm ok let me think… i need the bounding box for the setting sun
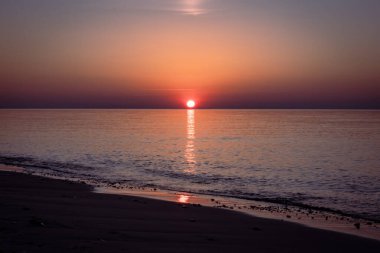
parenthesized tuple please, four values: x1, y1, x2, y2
(186, 100, 196, 108)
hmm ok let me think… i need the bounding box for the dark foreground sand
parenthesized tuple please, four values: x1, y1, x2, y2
(1, 171, 379, 253)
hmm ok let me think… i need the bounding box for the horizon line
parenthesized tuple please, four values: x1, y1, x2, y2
(1, 107, 380, 110)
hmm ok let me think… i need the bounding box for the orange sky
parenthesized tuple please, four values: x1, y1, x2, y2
(0, 0, 379, 108)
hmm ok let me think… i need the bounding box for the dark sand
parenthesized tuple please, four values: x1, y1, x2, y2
(1, 171, 379, 253)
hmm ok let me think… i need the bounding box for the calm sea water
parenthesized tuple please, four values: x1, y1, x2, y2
(1, 110, 379, 220)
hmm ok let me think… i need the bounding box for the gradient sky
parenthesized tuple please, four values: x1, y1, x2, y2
(1, 0, 379, 108)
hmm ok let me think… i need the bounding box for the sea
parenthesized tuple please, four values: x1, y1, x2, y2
(1, 109, 379, 221)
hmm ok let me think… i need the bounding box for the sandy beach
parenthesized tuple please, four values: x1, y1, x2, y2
(1, 170, 379, 253)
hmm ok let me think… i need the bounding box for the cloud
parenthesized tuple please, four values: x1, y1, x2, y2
(91, 1, 211, 16)
(150, 0, 209, 16)
(180, 0, 208, 15)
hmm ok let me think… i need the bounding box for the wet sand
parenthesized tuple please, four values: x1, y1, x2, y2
(1, 171, 379, 253)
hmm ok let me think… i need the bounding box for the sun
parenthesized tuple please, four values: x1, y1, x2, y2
(186, 100, 196, 108)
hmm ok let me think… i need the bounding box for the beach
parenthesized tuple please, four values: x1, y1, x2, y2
(1, 170, 379, 253)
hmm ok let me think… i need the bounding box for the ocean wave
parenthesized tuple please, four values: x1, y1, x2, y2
(1, 154, 379, 222)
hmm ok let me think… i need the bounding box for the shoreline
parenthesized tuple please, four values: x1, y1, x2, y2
(97, 187, 380, 241)
(1, 170, 380, 252)
(1, 164, 380, 241)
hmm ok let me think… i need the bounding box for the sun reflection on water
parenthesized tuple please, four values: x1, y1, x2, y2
(178, 194, 190, 203)
(185, 109, 196, 173)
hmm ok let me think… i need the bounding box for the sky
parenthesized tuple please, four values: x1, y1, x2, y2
(0, 0, 379, 108)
